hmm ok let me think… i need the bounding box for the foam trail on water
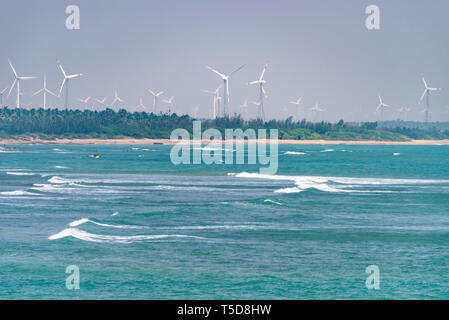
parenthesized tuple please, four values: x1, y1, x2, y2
(284, 151, 306, 155)
(6, 172, 36, 176)
(69, 218, 145, 229)
(232, 172, 449, 194)
(264, 199, 283, 205)
(1, 190, 36, 196)
(48, 228, 205, 243)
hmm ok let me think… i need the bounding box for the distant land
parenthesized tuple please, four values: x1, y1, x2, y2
(1, 107, 449, 144)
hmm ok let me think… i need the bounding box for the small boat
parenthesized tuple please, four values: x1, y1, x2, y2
(88, 154, 101, 158)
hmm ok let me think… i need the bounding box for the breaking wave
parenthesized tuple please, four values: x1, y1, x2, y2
(232, 172, 449, 194)
(48, 228, 205, 243)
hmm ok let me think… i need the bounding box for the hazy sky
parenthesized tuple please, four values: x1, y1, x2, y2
(1, 0, 448, 121)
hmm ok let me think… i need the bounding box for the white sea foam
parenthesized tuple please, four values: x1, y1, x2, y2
(158, 225, 266, 230)
(233, 172, 449, 194)
(320, 149, 335, 152)
(284, 151, 306, 155)
(48, 228, 204, 243)
(264, 199, 283, 205)
(48, 176, 72, 184)
(54, 166, 70, 169)
(112, 212, 119, 216)
(1, 190, 36, 196)
(6, 172, 36, 176)
(393, 153, 401, 156)
(69, 218, 145, 229)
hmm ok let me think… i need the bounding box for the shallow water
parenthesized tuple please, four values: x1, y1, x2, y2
(1, 144, 449, 299)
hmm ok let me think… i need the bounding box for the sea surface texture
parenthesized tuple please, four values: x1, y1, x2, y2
(1, 144, 449, 299)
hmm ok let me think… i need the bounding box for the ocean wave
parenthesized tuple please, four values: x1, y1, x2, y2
(157, 224, 267, 230)
(284, 151, 306, 155)
(264, 199, 283, 205)
(48, 228, 205, 243)
(6, 172, 36, 176)
(69, 218, 146, 229)
(0, 190, 36, 196)
(232, 172, 449, 194)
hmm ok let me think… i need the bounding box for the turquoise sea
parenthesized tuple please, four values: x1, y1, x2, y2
(1, 144, 449, 299)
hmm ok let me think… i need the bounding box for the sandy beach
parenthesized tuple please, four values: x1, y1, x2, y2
(1, 137, 449, 146)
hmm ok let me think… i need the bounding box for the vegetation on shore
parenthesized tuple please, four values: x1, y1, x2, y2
(1, 107, 449, 141)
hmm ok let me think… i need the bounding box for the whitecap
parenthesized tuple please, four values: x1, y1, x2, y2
(1, 190, 36, 196)
(264, 199, 283, 205)
(48, 228, 204, 243)
(6, 172, 36, 176)
(284, 151, 306, 155)
(68, 218, 145, 229)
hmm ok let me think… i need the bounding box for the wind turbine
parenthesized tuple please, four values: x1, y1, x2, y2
(376, 96, 391, 121)
(78, 96, 91, 110)
(0, 87, 7, 107)
(148, 90, 164, 113)
(32, 74, 57, 109)
(398, 106, 411, 121)
(57, 60, 82, 109)
(311, 102, 325, 121)
(94, 97, 107, 110)
(163, 96, 174, 115)
(111, 90, 124, 109)
(7, 59, 36, 108)
(206, 64, 245, 117)
(135, 97, 147, 112)
(289, 97, 303, 119)
(247, 64, 268, 121)
(240, 99, 248, 108)
(240, 99, 249, 118)
(202, 85, 221, 119)
(419, 75, 441, 122)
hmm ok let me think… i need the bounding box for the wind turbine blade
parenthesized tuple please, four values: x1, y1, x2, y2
(229, 64, 246, 77)
(58, 79, 66, 96)
(148, 89, 156, 96)
(247, 81, 259, 85)
(18, 76, 36, 80)
(67, 74, 82, 79)
(46, 89, 57, 97)
(57, 62, 67, 77)
(418, 90, 426, 104)
(206, 66, 226, 78)
(8, 60, 18, 77)
(7, 79, 17, 98)
(422, 77, 428, 89)
(32, 88, 44, 96)
(259, 64, 268, 81)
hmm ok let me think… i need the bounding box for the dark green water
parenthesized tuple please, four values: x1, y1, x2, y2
(1, 144, 449, 299)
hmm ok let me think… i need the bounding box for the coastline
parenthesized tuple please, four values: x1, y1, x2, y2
(1, 137, 449, 145)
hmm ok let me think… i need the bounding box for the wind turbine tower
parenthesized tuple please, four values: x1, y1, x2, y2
(33, 74, 57, 109)
(57, 60, 82, 109)
(247, 64, 268, 121)
(7, 60, 36, 108)
(206, 64, 245, 117)
(148, 90, 164, 113)
(376, 96, 391, 121)
(419, 75, 441, 122)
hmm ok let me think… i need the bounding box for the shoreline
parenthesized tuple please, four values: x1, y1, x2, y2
(1, 137, 449, 146)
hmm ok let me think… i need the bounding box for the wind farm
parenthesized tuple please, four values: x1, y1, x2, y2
(2, 0, 449, 303)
